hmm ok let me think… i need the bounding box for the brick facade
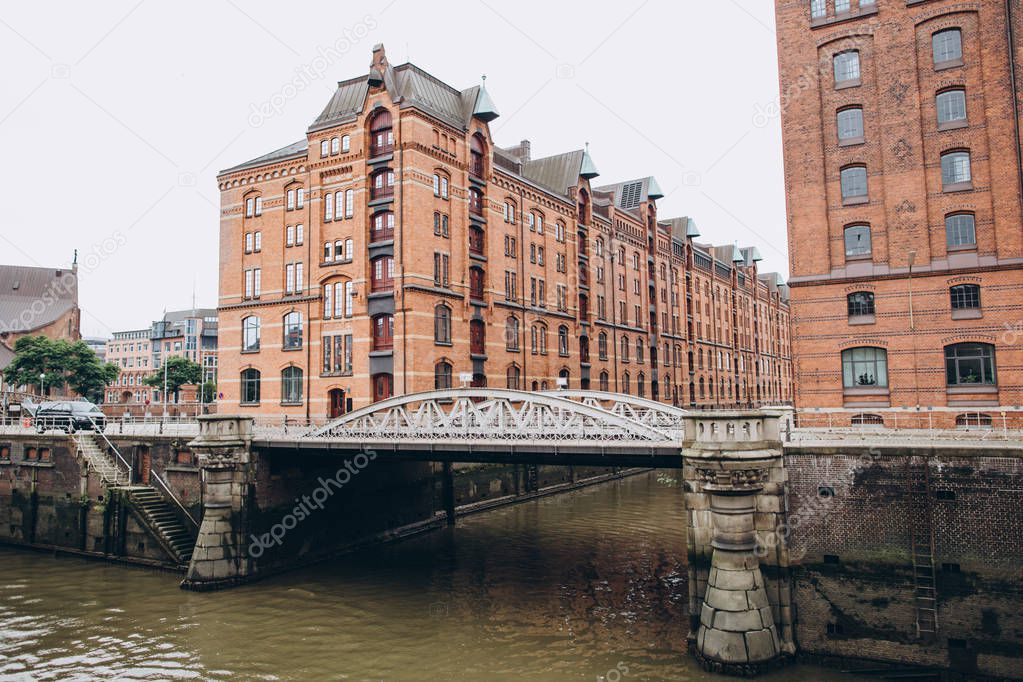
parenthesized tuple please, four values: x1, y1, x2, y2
(775, 0, 1023, 427)
(217, 45, 793, 419)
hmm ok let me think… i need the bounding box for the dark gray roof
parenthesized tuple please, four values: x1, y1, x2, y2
(520, 150, 586, 197)
(162, 308, 217, 324)
(593, 177, 662, 211)
(222, 139, 308, 175)
(0, 264, 78, 336)
(309, 77, 370, 132)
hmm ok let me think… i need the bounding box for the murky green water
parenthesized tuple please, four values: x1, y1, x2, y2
(0, 472, 856, 681)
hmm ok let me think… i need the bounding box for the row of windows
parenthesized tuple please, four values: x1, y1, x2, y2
(836, 88, 967, 145)
(832, 29, 961, 89)
(324, 189, 355, 221)
(846, 284, 981, 318)
(842, 343, 995, 388)
(839, 150, 971, 205)
(811, 0, 874, 20)
(320, 135, 351, 157)
(843, 211, 977, 258)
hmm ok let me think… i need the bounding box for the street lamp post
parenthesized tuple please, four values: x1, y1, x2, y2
(39, 372, 45, 397)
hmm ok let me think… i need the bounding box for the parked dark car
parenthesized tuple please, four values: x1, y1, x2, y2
(34, 401, 106, 433)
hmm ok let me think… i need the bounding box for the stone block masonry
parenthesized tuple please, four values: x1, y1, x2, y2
(785, 444, 1023, 679)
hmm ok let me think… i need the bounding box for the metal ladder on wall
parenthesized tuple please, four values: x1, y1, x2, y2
(905, 456, 938, 638)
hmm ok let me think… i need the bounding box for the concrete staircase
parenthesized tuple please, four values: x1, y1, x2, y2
(75, 433, 130, 486)
(124, 487, 195, 566)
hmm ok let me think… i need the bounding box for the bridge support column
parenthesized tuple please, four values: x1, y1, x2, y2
(682, 411, 793, 675)
(180, 415, 254, 591)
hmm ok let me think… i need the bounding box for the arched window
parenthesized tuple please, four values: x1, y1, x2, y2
(531, 324, 548, 355)
(433, 172, 449, 199)
(941, 150, 972, 190)
(434, 304, 451, 344)
(622, 372, 631, 394)
(469, 225, 485, 255)
(595, 237, 604, 259)
(371, 255, 394, 291)
(936, 89, 967, 128)
(372, 314, 394, 350)
(369, 109, 393, 156)
(281, 366, 303, 404)
(505, 316, 520, 351)
(620, 335, 630, 362)
(578, 189, 590, 225)
(242, 316, 260, 352)
(637, 372, 645, 398)
(240, 368, 260, 404)
(506, 364, 521, 390)
(282, 311, 302, 349)
(699, 377, 705, 399)
(851, 413, 884, 426)
(469, 187, 485, 215)
(470, 319, 485, 355)
(470, 134, 486, 178)
(579, 336, 589, 363)
(370, 168, 395, 199)
(599, 371, 609, 392)
(833, 50, 860, 85)
(956, 412, 992, 428)
(635, 338, 644, 363)
(945, 343, 996, 386)
(469, 266, 485, 300)
(842, 347, 888, 388)
(950, 284, 980, 312)
(837, 106, 864, 143)
(372, 373, 393, 402)
(847, 292, 875, 317)
(435, 361, 452, 390)
(558, 368, 570, 389)
(598, 332, 608, 360)
(844, 224, 872, 258)
(932, 28, 963, 68)
(372, 211, 395, 242)
(558, 325, 569, 356)
(945, 213, 976, 248)
(840, 165, 868, 203)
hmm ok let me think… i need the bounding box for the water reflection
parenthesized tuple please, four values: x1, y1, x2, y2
(0, 472, 855, 681)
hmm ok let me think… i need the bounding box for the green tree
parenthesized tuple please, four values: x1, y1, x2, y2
(3, 336, 119, 401)
(143, 356, 202, 400)
(200, 380, 217, 404)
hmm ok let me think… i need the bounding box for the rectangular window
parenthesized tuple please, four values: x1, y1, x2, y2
(344, 334, 353, 372)
(941, 152, 972, 188)
(285, 263, 294, 294)
(334, 282, 344, 318)
(345, 189, 354, 218)
(837, 108, 864, 142)
(323, 337, 332, 373)
(810, 0, 825, 18)
(286, 225, 294, 247)
(245, 232, 253, 253)
(297, 188, 305, 208)
(296, 224, 304, 245)
(295, 262, 303, 293)
(253, 268, 261, 297)
(933, 29, 963, 67)
(946, 214, 976, 248)
(287, 189, 295, 210)
(342, 135, 350, 153)
(835, 0, 849, 13)
(323, 284, 332, 319)
(254, 197, 262, 216)
(334, 191, 343, 220)
(320, 140, 329, 157)
(834, 51, 860, 85)
(254, 231, 261, 252)
(344, 281, 353, 317)
(244, 269, 253, 299)
(441, 177, 448, 199)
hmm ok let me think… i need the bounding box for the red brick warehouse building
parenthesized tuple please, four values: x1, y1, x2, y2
(775, 0, 1023, 426)
(216, 45, 793, 419)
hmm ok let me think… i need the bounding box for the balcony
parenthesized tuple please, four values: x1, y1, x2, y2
(470, 320, 486, 355)
(469, 189, 485, 216)
(469, 153, 485, 179)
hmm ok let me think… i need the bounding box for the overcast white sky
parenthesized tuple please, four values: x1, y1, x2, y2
(0, 0, 786, 338)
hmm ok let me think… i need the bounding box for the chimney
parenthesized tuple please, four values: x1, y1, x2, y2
(519, 139, 531, 162)
(371, 44, 388, 70)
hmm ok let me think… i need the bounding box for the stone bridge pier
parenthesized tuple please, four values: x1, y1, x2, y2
(682, 410, 796, 675)
(181, 415, 255, 591)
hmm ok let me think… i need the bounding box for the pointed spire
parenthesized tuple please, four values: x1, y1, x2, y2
(647, 176, 665, 200)
(732, 241, 745, 263)
(580, 142, 599, 179)
(473, 74, 500, 122)
(685, 217, 701, 238)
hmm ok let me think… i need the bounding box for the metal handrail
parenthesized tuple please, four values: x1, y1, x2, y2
(86, 416, 134, 485)
(148, 468, 200, 529)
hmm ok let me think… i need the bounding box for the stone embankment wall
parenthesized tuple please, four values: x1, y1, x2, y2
(785, 445, 1023, 679)
(0, 433, 200, 567)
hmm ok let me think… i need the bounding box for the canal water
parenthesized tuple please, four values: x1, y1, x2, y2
(0, 472, 856, 681)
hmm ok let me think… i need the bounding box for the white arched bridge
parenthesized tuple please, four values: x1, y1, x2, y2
(249, 389, 781, 468)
